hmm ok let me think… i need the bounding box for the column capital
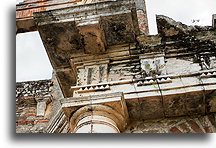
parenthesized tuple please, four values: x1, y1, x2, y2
(70, 104, 125, 133)
(35, 95, 51, 104)
(60, 92, 129, 132)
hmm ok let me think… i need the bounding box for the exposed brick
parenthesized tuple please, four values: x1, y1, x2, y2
(137, 10, 148, 35)
(16, 109, 24, 113)
(17, 122, 27, 125)
(169, 127, 182, 133)
(17, 120, 35, 125)
(178, 123, 191, 133)
(197, 116, 214, 133)
(17, 122, 32, 126)
(26, 110, 36, 114)
(187, 120, 204, 133)
(125, 115, 215, 133)
(24, 113, 36, 117)
(16, 116, 27, 120)
(167, 120, 178, 126)
(19, 119, 34, 122)
(36, 120, 49, 124)
(204, 127, 213, 133)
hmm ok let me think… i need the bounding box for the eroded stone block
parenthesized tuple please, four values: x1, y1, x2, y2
(38, 22, 83, 68)
(163, 94, 187, 117)
(140, 53, 166, 76)
(205, 90, 216, 113)
(100, 13, 137, 46)
(126, 98, 141, 120)
(139, 96, 164, 120)
(185, 91, 205, 115)
(78, 24, 106, 54)
(35, 97, 51, 117)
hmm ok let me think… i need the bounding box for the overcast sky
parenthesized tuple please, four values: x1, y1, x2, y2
(16, 0, 215, 82)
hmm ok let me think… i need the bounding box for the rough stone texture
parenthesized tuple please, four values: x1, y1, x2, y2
(35, 97, 51, 116)
(16, 0, 216, 133)
(100, 13, 138, 46)
(33, 0, 140, 98)
(16, 74, 69, 133)
(134, 0, 149, 35)
(16, 79, 53, 133)
(124, 114, 215, 133)
(136, 9, 148, 35)
(137, 15, 216, 75)
(16, 79, 53, 98)
(16, 0, 81, 33)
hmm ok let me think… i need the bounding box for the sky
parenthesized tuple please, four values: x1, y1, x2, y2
(16, 0, 23, 3)
(16, 0, 216, 82)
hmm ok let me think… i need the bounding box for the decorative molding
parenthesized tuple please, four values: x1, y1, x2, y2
(76, 84, 110, 93)
(60, 92, 129, 132)
(200, 71, 216, 78)
(137, 76, 172, 86)
(34, 0, 137, 26)
(70, 105, 123, 133)
(46, 109, 68, 133)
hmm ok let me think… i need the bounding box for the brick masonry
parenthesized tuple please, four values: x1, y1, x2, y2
(16, 80, 53, 133)
(137, 9, 149, 35)
(124, 114, 216, 133)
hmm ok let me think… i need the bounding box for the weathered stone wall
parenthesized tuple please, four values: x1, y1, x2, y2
(68, 15, 215, 133)
(16, 0, 215, 133)
(16, 78, 216, 133)
(16, 74, 70, 133)
(124, 114, 215, 133)
(136, 15, 215, 78)
(135, 0, 149, 35)
(45, 72, 70, 133)
(73, 15, 215, 88)
(16, 79, 53, 133)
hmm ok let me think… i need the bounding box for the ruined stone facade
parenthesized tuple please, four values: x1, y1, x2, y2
(16, 0, 216, 133)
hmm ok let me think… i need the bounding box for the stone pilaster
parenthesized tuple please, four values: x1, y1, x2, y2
(35, 96, 51, 117)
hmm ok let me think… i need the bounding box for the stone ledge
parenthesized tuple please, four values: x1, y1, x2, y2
(68, 70, 216, 120)
(137, 76, 172, 86)
(34, 0, 137, 26)
(60, 92, 129, 132)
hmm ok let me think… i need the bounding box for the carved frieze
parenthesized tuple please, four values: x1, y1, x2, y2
(72, 60, 110, 86)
